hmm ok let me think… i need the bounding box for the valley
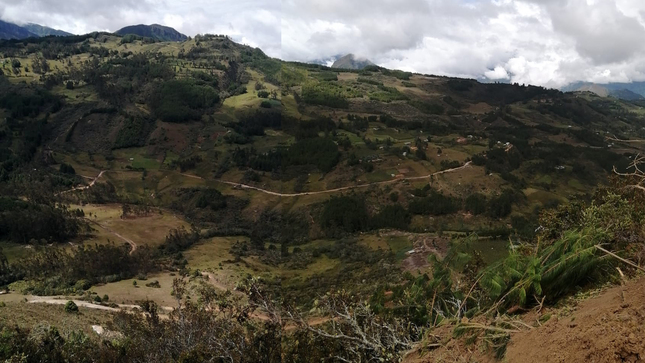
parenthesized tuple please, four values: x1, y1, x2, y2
(0, 30, 643, 362)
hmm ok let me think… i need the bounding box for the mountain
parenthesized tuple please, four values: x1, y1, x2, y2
(22, 23, 73, 37)
(563, 81, 645, 100)
(574, 83, 610, 97)
(331, 53, 375, 70)
(115, 24, 188, 42)
(0, 19, 36, 40)
(309, 54, 343, 67)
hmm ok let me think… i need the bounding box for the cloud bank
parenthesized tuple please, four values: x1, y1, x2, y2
(283, 0, 645, 88)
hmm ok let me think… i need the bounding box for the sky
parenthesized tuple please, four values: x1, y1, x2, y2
(2, 0, 645, 88)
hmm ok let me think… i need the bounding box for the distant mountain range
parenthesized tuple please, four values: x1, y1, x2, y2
(0, 20, 188, 43)
(0, 19, 72, 39)
(22, 23, 72, 37)
(562, 81, 645, 101)
(0, 19, 37, 39)
(331, 54, 375, 70)
(115, 24, 187, 42)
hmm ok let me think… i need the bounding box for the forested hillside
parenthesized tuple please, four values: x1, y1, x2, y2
(0, 32, 643, 362)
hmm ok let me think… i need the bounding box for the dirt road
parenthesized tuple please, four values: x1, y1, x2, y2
(87, 220, 137, 254)
(56, 170, 107, 196)
(183, 161, 472, 197)
(63, 162, 471, 199)
(27, 296, 174, 312)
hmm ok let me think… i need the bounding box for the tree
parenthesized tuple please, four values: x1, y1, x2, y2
(59, 163, 75, 175)
(64, 300, 78, 313)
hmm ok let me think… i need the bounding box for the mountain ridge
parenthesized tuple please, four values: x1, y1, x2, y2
(331, 53, 375, 70)
(563, 81, 645, 100)
(22, 23, 73, 37)
(0, 19, 36, 39)
(115, 24, 188, 42)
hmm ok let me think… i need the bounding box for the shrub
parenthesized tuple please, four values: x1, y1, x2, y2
(149, 80, 219, 123)
(257, 90, 270, 98)
(465, 193, 487, 215)
(321, 196, 370, 234)
(64, 300, 78, 313)
(59, 163, 76, 175)
(145, 280, 161, 288)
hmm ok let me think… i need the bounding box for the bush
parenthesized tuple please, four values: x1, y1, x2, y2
(145, 280, 161, 288)
(301, 83, 351, 108)
(257, 90, 270, 98)
(260, 100, 272, 108)
(487, 190, 515, 219)
(59, 163, 76, 175)
(149, 80, 219, 123)
(64, 300, 78, 313)
(465, 193, 487, 215)
(321, 196, 370, 234)
(409, 190, 459, 216)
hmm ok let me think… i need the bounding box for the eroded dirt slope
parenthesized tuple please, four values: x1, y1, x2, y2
(505, 276, 645, 363)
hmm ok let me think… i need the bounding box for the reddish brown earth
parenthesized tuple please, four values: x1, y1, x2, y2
(405, 276, 645, 363)
(505, 277, 645, 363)
(401, 235, 450, 272)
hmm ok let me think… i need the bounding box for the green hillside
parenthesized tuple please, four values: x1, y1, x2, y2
(0, 19, 35, 39)
(0, 32, 643, 362)
(115, 24, 188, 41)
(22, 23, 73, 37)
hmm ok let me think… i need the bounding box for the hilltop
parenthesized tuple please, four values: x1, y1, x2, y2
(563, 80, 645, 100)
(331, 53, 375, 69)
(115, 24, 188, 41)
(0, 19, 35, 39)
(22, 23, 73, 37)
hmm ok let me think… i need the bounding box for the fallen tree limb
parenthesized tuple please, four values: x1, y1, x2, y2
(596, 245, 645, 273)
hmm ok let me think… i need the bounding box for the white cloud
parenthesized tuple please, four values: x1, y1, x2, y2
(282, 0, 645, 87)
(485, 66, 510, 80)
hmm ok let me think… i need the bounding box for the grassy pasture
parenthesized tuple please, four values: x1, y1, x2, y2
(74, 203, 189, 248)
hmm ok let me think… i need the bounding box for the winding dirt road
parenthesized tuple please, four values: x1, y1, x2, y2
(87, 220, 137, 255)
(184, 161, 472, 197)
(27, 296, 174, 312)
(65, 162, 471, 199)
(56, 170, 107, 196)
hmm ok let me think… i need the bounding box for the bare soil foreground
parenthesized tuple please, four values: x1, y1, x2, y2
(406, 276, 645, 363)
(505, 277, 645, 363)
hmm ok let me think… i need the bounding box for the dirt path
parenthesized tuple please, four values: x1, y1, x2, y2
(87, 220, 137, 254)
(28, 296, 174, 312)
(57, 170, 107, 196)
(62, 162, 471, 199)
(183, 161, 472, 197)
